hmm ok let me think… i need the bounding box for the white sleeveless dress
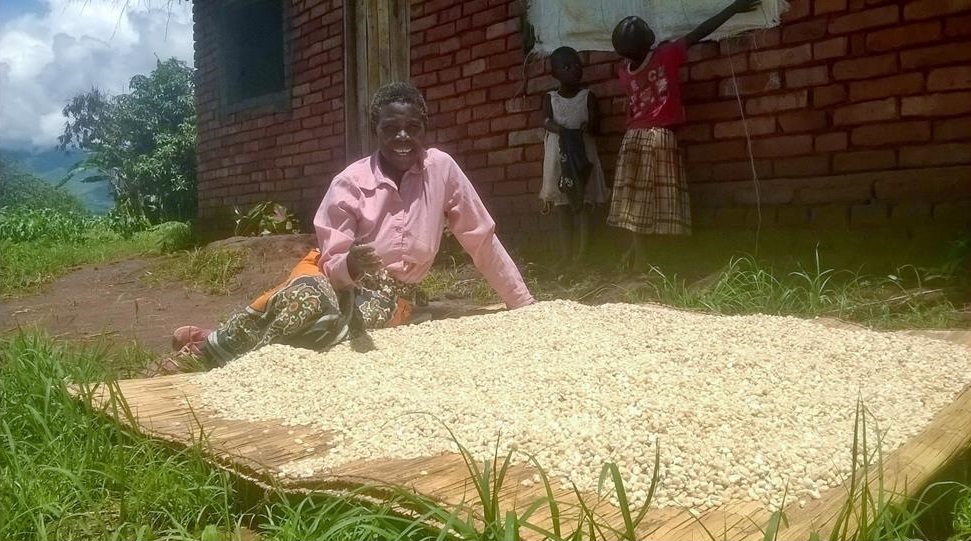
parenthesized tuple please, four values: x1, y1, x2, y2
(540, 88, 608, 206)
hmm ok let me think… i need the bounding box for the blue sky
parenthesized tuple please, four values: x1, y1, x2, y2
(0, 0, 194, 149)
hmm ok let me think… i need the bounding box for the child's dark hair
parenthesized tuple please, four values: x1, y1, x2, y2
(611, 16, 655, 56)
(368, 82, 429, 132)
(549, 46, 580, 68)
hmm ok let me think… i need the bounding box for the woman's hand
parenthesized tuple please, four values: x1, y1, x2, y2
(347, 243, 382, 279)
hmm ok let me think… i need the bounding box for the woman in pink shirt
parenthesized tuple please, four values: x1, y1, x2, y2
(149, 82, 534, 375)
(609, 0, 759, 272)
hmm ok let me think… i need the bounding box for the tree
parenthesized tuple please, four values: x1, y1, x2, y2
(59, 58, 196, 225)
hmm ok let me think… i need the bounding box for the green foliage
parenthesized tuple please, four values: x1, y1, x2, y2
(234, 201, 301, 237)
(0, 332, 237, 539)
(0, 207, 102, 243)
(59, 58, 196, 225)
(954, 487, 971, 541)
(135, 221, 193, 254)
(0, 155, 87, 213)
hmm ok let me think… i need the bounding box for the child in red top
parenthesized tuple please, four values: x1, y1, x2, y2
(608, 0, 760, 271)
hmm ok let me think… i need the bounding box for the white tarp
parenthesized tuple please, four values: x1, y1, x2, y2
(527, 0, 786, 55)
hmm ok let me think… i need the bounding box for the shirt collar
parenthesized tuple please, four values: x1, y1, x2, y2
(364, 149, 428, 190)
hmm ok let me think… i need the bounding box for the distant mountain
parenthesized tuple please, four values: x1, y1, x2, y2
(1, 147, 114, 214)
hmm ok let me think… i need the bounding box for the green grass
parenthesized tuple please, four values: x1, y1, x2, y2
(0, 332, 240, 540)
(426, 235, 969, 330)
(0, 234, 157, 298)
(144, 248, 246, 295)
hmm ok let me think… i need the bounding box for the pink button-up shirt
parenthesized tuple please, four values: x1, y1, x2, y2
(313, 148, 534, 309)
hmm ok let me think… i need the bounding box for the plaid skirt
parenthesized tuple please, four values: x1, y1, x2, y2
(607, 128, 691, 235)
(204, 249, 419, 365)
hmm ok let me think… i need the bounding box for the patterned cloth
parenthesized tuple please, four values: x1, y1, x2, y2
(203, 249, 419, 365)
(607, 127, 691, 235)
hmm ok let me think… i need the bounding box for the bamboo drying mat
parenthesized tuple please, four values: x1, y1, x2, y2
(70, 322, 971, 541)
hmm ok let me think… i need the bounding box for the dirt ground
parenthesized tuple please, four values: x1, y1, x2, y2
(0, 235, 319, 354)
(0, 234, 499, 356)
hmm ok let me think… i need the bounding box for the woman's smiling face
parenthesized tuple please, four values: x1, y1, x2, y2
(375, 101, 426, 181)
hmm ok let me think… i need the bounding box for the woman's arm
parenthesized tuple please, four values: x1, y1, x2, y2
(444, 159, 534, 309)
(313, 176, 362, 289)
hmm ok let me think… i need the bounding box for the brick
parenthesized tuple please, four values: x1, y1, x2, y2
(690, 56, 749, 81)
(718, 72, 781, 97)
(815, 0, 848, 14)
(782, 0, 810, 21)
(850, 202, 890, 227)
(934, 200, 971, 223)
(900, 43, 971, 69)
(687, 42, 720, 62)
(683, 81, 719, 101)
(750, 134, 812, 158)
(491, 114, 529, 132)
(874, 166, 971, 202)
(833, 54, 897, 81)
(902, 93, 971, 116)
(774, 155, 831, 177)
(928, 66, 971, 91)
(506, 127, 541, 147)
(815, 132, 848, 152)
(810, 204, 849, 227)
(833, 98, 898, 125)
(813, 37, 848, 60)
(709, 160, 772, 182)
(829, 5, 899, 34)
(485, 18, 519, 40)
(833, 150, 896, 172)
(776, 205, 811, 226)
(813, 84, 847, 108)
(750, 44, 812, 70)
(934, 117, 971, 141)
(851, 121, 931, 146)
(714, 116, 776, 139)
(890, 202, 933, 225)
(904, 0, 971, 20)
(506, 162, 542, 180)
(462, 58, 487, 77)
(473, 133, 506, 151)
(848, 73, 924, 102)
(676, 124, 714, 142)
(778, 111, 828, 133)
(487, 148, 522, 165)
(899, 143, 971, 167)
(746, 90, 808, 115)
(492, 180, 528, 196)
(782, 19, 828, 43)
(785, 66, 829, 88)
(685, 100, 743, 121)
(686, 140, 748, 162)
(945, 14, 971, 38)
(865, 22, 942, 52)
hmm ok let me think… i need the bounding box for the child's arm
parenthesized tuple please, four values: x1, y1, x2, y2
(684, 0, 761, 46)
(542, 93, 563, 134)
(585, 91, 600, 135)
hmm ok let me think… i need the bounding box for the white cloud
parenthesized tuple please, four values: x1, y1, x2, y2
(0, 0, 193, 149)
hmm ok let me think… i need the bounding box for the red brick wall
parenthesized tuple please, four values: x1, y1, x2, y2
(194, 0, 346, 234)
(410, 0, 971, 233)
(196, 0, 971, 235)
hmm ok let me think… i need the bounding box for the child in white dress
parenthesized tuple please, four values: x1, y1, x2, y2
(540, 46, 608, 267)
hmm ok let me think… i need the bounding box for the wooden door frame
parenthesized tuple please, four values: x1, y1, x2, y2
(343, 0, 410, 162)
